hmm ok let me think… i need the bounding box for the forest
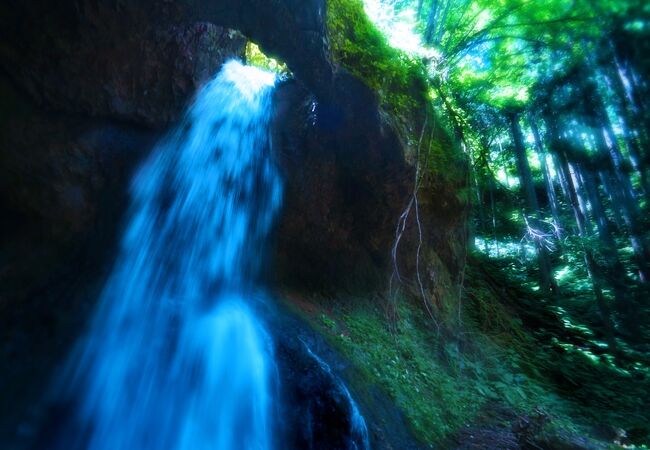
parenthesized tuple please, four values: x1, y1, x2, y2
(320, 0, 650, 446)
(367, 0, 650, 439)
(0, 0, 649, 449)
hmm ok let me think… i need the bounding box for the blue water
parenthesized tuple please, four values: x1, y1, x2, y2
(302, 341, 370, 450)
(60, 61, 281, 450)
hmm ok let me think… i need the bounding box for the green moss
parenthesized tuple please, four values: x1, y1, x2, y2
(244, 42, 289, 74)
(326, 0, 464, 186)
(290, 291, 582, 446)
(327, 0, 428, 119)
(307, 296, 478, 444)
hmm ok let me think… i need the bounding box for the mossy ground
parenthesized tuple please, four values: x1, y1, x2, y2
(282, 285, 593, 447)
(467, 253, 650, 444)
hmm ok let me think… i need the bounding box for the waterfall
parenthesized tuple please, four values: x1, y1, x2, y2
(58, 61, 281, 450)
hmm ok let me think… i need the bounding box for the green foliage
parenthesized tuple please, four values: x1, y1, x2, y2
(291, 291, 584, 446)
(244, 42, 289, 74)
(467, 254, 650, 444)
(327, 0, 429, 119)
(408, 0, 631, 107)
(326, 0, 466, 184)
(328, 0, 650, 445)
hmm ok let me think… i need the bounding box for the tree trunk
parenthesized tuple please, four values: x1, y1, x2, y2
(604, 63, 650, 197)
(529, 116, 563, 238)
(544, 112, 620, 353)
(508, 110, 557, 295)
(576, 163, 629, 306)
(584, 90, 650, 282)
(489, 179, 499, 256)
(568, 163, 593, 234)
(424, 0, 440, 44)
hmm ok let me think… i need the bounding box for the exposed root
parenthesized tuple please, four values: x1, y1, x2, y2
(389, 114, 440, 335)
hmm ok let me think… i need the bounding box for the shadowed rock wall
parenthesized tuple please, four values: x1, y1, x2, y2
(0, 0, 332, 125)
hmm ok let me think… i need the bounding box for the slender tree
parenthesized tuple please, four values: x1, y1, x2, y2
(529, 115, 563, 238)
(507, 109, 557, 294)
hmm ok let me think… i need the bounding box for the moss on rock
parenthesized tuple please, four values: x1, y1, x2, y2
(326, 0, 465, 186)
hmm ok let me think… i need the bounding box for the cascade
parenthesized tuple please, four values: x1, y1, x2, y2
(51, 60, 369, 450)
(57, 61, 280, 450)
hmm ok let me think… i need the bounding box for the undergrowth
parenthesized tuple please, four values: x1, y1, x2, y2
(283, 252, 650, 446)
(467, 253, 650, 445)
(286, 289, 585, 447)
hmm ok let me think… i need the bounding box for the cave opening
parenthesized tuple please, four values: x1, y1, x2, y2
(244, 41, 291, 76)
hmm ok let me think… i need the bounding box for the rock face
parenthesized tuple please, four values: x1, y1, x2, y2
(1, 0, 332, 119)
(272, 74, 468, 290)
(0, 2, 246, 126)
(1, 0, 467, 290)
(0, 0, 334, 247)
(181, 0, 335, 98)
(272, 76, 410, 288)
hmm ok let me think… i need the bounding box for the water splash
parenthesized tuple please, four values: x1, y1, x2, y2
(301, 341, 370, 450)
(59, 60, 281, 450)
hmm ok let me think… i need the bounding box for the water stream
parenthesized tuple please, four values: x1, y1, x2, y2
(54, 60, 369, 450)
(60, 61, 280, 450)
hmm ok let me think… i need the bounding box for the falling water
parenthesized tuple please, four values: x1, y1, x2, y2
(58, 61, 282, 450)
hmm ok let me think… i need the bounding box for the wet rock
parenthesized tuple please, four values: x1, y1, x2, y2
(265, 302, 420, 450)
(0, 0, 333, 124)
